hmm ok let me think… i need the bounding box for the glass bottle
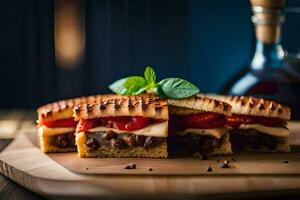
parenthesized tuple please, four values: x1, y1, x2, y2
(223, 0, 300, 120)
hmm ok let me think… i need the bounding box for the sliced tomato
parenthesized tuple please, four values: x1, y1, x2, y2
(76, 118, 102, 132)
(42, 118, 77, 128)
(259, 117, 284, 127)
(190, 117, 226, 129)
(172, 112, 226, 129)
(226, 114, 284, 128)
(77, 116, 158, 132)
(104, 116, 151, 131)
(226, 114, 257, 128)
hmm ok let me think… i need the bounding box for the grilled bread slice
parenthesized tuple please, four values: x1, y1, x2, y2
(168, 96, 233, 156)
(202, 94, 290, 120)
(73, 94, 168, 120)
(202, 94, 291, 153)
(168, 95, 231, 116)
(37, 95, 113, 153)
(74, 94, 168, 158)
(37, 94, 117, 123)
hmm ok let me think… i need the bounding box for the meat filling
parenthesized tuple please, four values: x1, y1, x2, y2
(85, 131, 165, 151)
(230, 129, 279, 151)
(52, 133, 76, 148)
(177, 134, 224, 155)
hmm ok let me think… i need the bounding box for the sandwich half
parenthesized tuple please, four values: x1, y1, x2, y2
(37, 95, 104, 153)
(168, 96, 233, 156)
(74, 94, 168, 158)
(204, 94, 291, 153)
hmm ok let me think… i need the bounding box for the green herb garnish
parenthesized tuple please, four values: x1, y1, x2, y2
(109, 66, 200, 99)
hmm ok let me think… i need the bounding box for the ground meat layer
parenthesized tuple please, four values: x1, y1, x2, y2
(175, 134, 224, 155)
(85, 131, 165, 151)
(52, 133, 76, 148)
(230, 129, 279, 151)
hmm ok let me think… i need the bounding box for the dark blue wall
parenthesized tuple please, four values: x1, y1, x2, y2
(188, 0, 252, 92)
(83, 0, 300, 95)
(188, 0, 300, 92)
(85, 0, 189, 95)
(0, 0, 300, 108)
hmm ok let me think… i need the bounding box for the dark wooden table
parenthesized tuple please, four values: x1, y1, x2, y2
(0, 110, 43, 199)
(0, 110, 300, 200)
(0, 140, 44, 200)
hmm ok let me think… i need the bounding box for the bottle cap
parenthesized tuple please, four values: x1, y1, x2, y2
(250, 0, 286, 44)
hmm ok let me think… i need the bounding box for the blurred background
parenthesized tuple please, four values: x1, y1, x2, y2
(1, 0, 300, 108)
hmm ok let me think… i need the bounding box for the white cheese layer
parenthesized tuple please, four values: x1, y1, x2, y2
(176, 127, 230, 139)
(239, 124, 289, 138)
(87, 121, 168, 138)
(39, 125, 75, 137)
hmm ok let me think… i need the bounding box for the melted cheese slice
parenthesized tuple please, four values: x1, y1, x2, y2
(176, 127, 230, 139)
(239, 124, 289, 137)
(87, 121, 168, 138)
(39, 125, 75, 137)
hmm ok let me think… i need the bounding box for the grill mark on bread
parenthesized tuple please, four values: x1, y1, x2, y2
(259, 104, 264, 110)
(44, 110, 53, 117)
(114, 99, 122, 109)
(224, 104, 230, 112)
(169, 95, 232, 116)
(37, 94, 116, 122)
(141, 96, 148, 110)
(73, 94, 168, 120)
(87, 104, 93, 113)
(204, 94, 291, 120)
(154, 103, 162, 111)
(99, 103, 106, 110)
(241, 99, 246, 106)
(249, 99, 254, 108)
(271, 103, 276, 111)
(74, 107, 80, 114)
(128, 98, 134, 109)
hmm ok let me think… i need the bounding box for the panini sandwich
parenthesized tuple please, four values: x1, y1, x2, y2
(37, 95, 103, 153)
(168, 96, 233, 156)
(74, 94, 168, 158)
(205, 95, 291, 153)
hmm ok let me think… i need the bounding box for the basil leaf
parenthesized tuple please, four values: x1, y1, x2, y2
(158, 78, 199, 99)
(154, 85, 168, 99)
(144, 66, 156, 84)
(124, 76, 147, 94)
(109, 78, 128, 94)
(132, 86, 148, 95)
(109, 66, 201, 99)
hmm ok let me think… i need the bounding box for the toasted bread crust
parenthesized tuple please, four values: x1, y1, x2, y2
(168, 96, 231, 116)
(168, 106, 205, 115)
(38, 127, 76, 153)
(73, 94, 168, 120)
(37, 94, 115, 123)
(39, 135, 77, 153)
(203, 94, 291, 120)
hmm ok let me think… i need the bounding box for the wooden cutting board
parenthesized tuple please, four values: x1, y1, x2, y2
(0, 123, 300, 198)
(50, 149, 300, 175)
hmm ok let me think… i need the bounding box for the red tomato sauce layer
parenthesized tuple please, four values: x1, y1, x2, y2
(77, 116, 165, 132)
(42, 118, 77, 128)
(170, 112, 226, 130)
(225, 114, 284, 128)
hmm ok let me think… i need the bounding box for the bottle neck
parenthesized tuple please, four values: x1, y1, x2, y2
(250, 4, 285, 71)
(251, 40, 284, 70)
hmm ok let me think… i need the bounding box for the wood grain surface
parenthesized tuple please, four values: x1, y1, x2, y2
(50, 151, 300, 175)
(0, 110, 43, 200)
(0, 110, 300, 199)
(0, 174, 43, 200)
